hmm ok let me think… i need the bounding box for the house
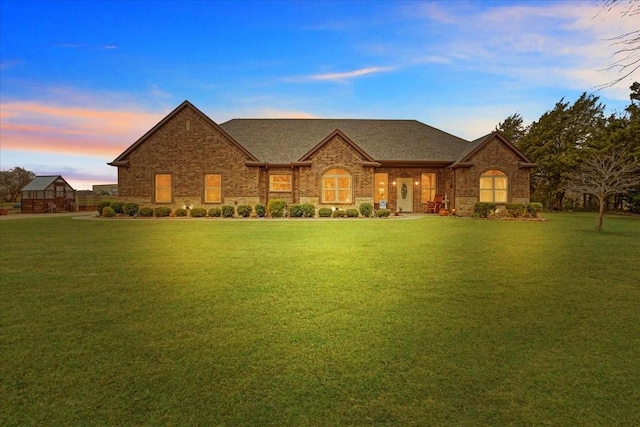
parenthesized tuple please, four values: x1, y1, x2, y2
(20, 175, 76, 213)
(109, 101, 535, 215)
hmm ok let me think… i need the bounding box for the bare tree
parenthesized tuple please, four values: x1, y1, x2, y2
(595, 1, 640, 88)
(568, 151, 640, 229)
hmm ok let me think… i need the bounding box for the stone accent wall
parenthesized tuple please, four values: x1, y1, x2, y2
(453, 136, 531, 216)
(116, 105, 258, 210)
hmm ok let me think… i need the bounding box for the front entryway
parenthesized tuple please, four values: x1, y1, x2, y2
(396, 178, 413, 213)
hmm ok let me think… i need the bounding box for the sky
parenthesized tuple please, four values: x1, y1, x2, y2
(1, 0, 638, 190)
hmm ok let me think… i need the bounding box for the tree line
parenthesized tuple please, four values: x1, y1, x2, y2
(496, 82, 640, 229)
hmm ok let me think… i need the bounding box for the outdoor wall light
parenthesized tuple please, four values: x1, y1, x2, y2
(414, 181, 419, 185)
(392, 181, 396, 186)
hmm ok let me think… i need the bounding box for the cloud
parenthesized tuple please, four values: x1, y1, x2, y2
(401, 1, 639, 97)
(288, 66, 395, 83)
(0, 99, 161, 158)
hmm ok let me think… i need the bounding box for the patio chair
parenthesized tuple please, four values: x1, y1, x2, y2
(425, 194, 444, 213)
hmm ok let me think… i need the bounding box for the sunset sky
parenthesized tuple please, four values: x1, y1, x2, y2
(1, 0, 638, 190)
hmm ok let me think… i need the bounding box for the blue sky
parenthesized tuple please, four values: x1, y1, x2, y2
(1, 0, 638, 189)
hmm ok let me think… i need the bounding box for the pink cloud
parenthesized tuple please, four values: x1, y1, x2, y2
(0, 101, 161, 158)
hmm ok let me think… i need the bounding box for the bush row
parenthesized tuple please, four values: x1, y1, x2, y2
(97, 200, 382, 219)
(473, 202, 543, 218)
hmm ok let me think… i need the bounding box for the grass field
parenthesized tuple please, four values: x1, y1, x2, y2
(1, 213, 639, 426)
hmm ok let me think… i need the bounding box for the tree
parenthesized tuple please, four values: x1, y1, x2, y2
(0, 167, 36, 202)
(568, 151, 640, 230)
(495, 113, 526, 145)
(518, 92, 606, 210)
(596, 1, 640, 88)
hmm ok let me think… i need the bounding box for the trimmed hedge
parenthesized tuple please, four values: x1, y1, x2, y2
(190, 207, 207, 217)
(139, 207, 154, 217)
(221, 205, 235, 218)
(267, 199, 286, 218)
(346, 208, 359, 218)
(237, 205, 253, 217)
(474, 202, 496, 218)
(154, 207, 172, 218)
(255, 204, 266, 217)
(318, 207, 332, 217)
(527, 202, 543, 218)
(123, 202, 139, 216)
(110, 201, 124, 214)
(289, 204, 303, 218)
(102, 206, 116, 217)
(505, 203, 526, 218)
(359, 203, 373, 217)
(175, 208, 188, 217)
(208, 207, 221, 217)
(332, 209, 346, 218)
(376, 208, 391, 218)
(97, 201, 112, 216)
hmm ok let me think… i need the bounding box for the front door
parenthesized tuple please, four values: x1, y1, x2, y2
(396, 178, 413, 213)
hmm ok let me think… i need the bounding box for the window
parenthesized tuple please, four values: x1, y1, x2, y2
(155, 174, 172, 203)
(479, 170, 508, 203)
(322, 168, 352, 203)
(204, 174, 221, 203)
(374, 173, 388, 203)
(269, 175, 292, 192)
(421, 173, 436, 203)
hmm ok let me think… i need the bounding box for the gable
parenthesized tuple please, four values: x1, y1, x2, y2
(299, 129, 376, 163)
(109, 101, 258, 167)
(454, 132, 534, 167)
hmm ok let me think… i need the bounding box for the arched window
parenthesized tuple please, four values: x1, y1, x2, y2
(479, 170, 508, 203)
(322, 168, 352, 203)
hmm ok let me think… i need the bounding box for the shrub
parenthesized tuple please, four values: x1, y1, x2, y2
(359, 203, 373, 217)
(190, 207, 207, 217)
(474, 202, 496, 218)
(332, 209, 346, 218)
(123, 202, 139, 216)
(138, 207, 154, 217)
(300, 203, 315, 218)
(346, 208, 359, 217)
(221, 205, 235, 218)
(154, 207, 172, 218)
(318, 207, 332, 217)
(526, 202, 543, 218)
(505, 203, 526, 218)
(267, 199, 286, 218)
(97, 201, 112, 216)
(208, 207, 221, 217)
(175, 208, 188, 217)
(376, 208, 391, 218)
(101, 206, 116, 217)
(237, 204, 253, 217)
(255, 204, 266, 217)
(289, 204, 303, 218)
(109, 201, 124, 214)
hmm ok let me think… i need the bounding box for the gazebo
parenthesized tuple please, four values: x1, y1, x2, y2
(20, 176, 76, 213)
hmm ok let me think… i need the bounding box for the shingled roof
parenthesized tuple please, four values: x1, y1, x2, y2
(219, 118, 472, 164)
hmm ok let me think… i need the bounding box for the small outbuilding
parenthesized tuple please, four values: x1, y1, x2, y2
(20, 175, 76, 213)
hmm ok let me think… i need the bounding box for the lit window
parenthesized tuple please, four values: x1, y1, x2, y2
(421, 173, 436, 203)
(479, 170, 508, 203)
(204, 174, 221, 203)
(155, 174, 172, 203)
(322, 168, 352, 203)
(374, 173, 388, 203)
(269, 175, 292, 192)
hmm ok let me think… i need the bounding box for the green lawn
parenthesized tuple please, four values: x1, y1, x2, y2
(1, 214, 639, 426)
